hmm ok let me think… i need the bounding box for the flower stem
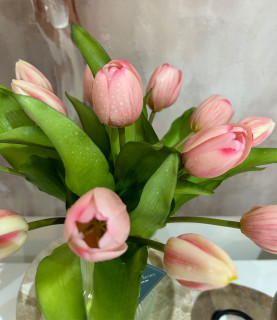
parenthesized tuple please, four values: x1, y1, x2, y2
(28, 217, 65, 231)
(118, 127, 125, 150)
(149, 111, 156, 124)
(167, 216, 241, 229)
(173, 132, 194, 149)
(128, 235, 165, 252)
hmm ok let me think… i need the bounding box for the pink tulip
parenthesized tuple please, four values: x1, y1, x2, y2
(146, 63, 183, 111)
(11, 80, 68, 116)
(164, 233, 238, 291)
(83, 64, 94, 105)
(92, 60, 143, 127)
(241, 205, 277, 254)
(181, 124, 253, 178)
(64, 188, 130, 262)
(15, 59, 53, 92)
(239, 117, 275, 146)
(190, 95, 234, 132)
(0, 210, 29, 260)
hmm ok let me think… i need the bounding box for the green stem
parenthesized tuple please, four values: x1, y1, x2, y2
(167, 216, 241, 229)
(28, 217, 65, 231)
(149, 111, 156, 124)
(118, 127, 125, 150)
(128, 235, 165, 252)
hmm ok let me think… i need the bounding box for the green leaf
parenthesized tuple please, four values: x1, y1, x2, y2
(0, 89, 34, 133)
(0, 126, 53, 148)
(66, 93, 110, 158)
(0, 85, 13, 94)
(175, 180, 214, 195)
(91, 243, 147, 320)
(0, 143, 66, 201)
(0, 164, 23, 177)
(142, 89, 152, 118)
(130, 153, 179, 238)
(125, 111, 159, 144)
(16, 95, 114, 196)
(115, 141, 179, 211)
(36, 244, 86, 320)
(71, 23, 111, 77)
(162, 107, 195, 149)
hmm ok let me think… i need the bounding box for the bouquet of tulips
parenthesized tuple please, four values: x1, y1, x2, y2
(1, 23, 277, 319)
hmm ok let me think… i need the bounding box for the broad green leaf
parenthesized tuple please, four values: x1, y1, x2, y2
(0, 85, 13, 94)
(66, 93, 110, 158)
(36, 244, 86, 320)
(0, 89, 33, 133)
(125, 111, 159, 144)
(0, 164, 23, 177)
(16, 95, 114, 196)
(91, 243, 147, 320)
(0, 144, 66, 201)
(115, 141, 179, 211)
(162, 107, 195, 150)
(130, 153, 179, 238)
(0, 126, 53, 148)
(71, 23, 111, 77)
(175, 180, 214, 195)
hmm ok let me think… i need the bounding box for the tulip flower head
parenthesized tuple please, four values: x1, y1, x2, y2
(146, 63, 183, 111)
(239, 117, 275, 146)
(0, 210, 29, 260)
(181, 124, 253, 178)
(241, 205, 277, 254)
(83, 64, 94, 105)
(15, 59, 54, 92)
(92, 60, 143, 127)
(64, 188, 130, 262)
(11, 80, 68, 116)
(190, 94, 234, 132)
(164, 233, 238, 291)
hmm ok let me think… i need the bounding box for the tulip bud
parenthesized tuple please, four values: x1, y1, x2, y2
(146, 63, 183, 111)
(239, 117, 275, 146)
(92, 60, 143, 127)
(190, 95, 234, 132)
(241, 205, 277, 254)
(0, 210, 29, 260)
(15, 59, 53, 92)
(181, 124, 252, 178)
(64, 187, 130, 262)
(11, 80, 67, 116)
(164, 233, 238, 291)
(83, 64, 94, 105)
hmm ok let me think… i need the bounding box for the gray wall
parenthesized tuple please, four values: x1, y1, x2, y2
(1, 0, 277, 217)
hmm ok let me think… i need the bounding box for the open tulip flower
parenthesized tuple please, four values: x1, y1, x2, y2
(2, 22, 277, 320)
(181, 124, 253, 178)
(0, 210, 29, 260)
(240, 205, 277, 254)
(64, 188, 130, 262)
(164, 234, 238, 291)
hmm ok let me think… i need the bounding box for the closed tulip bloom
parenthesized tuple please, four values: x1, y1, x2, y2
(83, 64, 94, 105)
(239, 117, 275, 146)
(92, 60, 143, 127)
(164, 233, 238, 291)
(190, 95, 234, 132)
(0, 210, 29, 260)
(15, 59, 53, 92)
(64, 188, 130, 262)
(146, 63, 183, 111)
(241, 205, 277, 254)
(181, 124, 252, 178)
(11, 80, 67, 116)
